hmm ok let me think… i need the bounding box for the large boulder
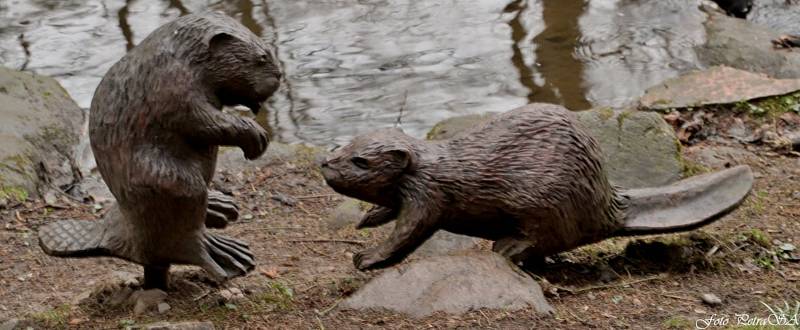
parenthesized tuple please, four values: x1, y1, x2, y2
(639, 66, 800, 110)
(426, 108, 683, 188)
(696, 10, 800, 79)
(342, 252, 553, 318)
(0, 67, 84, 199)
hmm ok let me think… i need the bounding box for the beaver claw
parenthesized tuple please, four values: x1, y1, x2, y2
(200, 232, 255, 281)
(206, 190, 239, 229)
(353, 248, 391, 270)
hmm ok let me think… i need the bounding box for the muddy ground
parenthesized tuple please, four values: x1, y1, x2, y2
(1, 113, 799, 329)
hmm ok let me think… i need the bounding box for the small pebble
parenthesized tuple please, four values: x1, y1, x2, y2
(701, 293, 722, 306)
(157, 302, 171, 313)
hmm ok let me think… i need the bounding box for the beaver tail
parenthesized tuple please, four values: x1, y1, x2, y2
(613, 165, 753, 236)
(38, 219, 112, 257)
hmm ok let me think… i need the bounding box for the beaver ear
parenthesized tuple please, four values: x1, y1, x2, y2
(208, 32, 238, 53)
(387, 148, 417, 173)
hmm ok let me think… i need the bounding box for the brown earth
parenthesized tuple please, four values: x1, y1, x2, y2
(1, 126, 798, 329)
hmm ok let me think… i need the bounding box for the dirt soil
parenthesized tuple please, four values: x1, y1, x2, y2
(1, 123, 798, 329)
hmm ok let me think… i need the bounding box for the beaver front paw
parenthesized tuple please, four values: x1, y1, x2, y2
(353, 248, 391, 270)
(238, 117, 269, 160)
(200, 233, 255, 281)
(206, 190, 239, 229)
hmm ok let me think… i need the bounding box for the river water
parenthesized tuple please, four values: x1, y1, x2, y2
(1, 0, 798, 146)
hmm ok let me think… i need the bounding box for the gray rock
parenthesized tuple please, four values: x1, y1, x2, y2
(414, 231, 481, 258)
(216, 142, 325, 173)
(217, 288, 244, 302)
(130, 289, 168, 315)
(426, 113, 494, 140)
(696, 11, 800, 79)
(639, 66, 800, 110)
(157, 302, 171, 314)
(342, 252, 553, 318)
(0, 67, 84, 198)
(701, 293, 722, 306)
(133, 321, 215, 330)
(574, 108, 682, 188)
(0, 319, 19, 330)
(425, 108, 682, 188)
(327, 198, 370, 231)
(684, 145, 756, 169)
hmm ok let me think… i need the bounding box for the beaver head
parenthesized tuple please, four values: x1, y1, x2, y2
(200, 30, 281, 114)
(320, 128, 418, 207)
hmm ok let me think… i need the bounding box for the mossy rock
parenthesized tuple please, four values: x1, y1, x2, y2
(425, 107, 683, 188)
(0, 67, 84, 197)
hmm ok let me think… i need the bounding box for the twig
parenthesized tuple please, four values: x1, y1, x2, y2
(570, 274, 666, 294)
(302, 243, 331, 257)
(295, 194, 337, 200)
(394, 90, 409, 128)
(193, 290, 211, 301)
(315, 316, 325, 330)
(315, 299, 342, 316)
(288, 239, 366, 245)
(660, 293, 698, 302)
(566, 309, 595, 327)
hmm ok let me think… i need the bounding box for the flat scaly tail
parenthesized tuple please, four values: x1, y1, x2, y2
(38, 204, 125, 258)
(38, 219, 112, 257)
(615, 165, 753, 236)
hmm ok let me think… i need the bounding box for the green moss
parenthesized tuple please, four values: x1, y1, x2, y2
(682, 158, 710, 177)
(663, 315, 692, 329)
(425, 122, 446, 140)
(616, 110, 633, 129)
(747, 228, 771, 248)
(30, 304, 71, 328)
(0, 186, 29, 202)
(596, 107, 614, 121)
(252, 281, 294, 311)
(730, 92, 800, 119)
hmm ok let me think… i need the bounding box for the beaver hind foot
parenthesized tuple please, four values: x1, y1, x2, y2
(199, 233, 255, 281)
(616, 165, 753, 236)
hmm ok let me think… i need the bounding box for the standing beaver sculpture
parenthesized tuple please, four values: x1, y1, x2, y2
(321, 103, 754, 270)
(38, 12, 281, 289)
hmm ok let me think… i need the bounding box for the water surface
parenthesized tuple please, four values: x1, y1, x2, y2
(1, 0, 797, 146)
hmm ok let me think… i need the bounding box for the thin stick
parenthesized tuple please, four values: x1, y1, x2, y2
(566, 309, 594, 327)
(660, 293, 697, 302)
(302, 243, 331, 257)
(316, 299, 342, 316)
(569, 274, 666, 294)
(295, 194, 338, 200)
(394, 90, 409, 128)
(288, 239, 366, 245)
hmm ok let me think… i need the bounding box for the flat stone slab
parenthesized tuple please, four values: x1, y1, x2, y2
(640, 66, 800, 110)
(342, 252, 553, 318)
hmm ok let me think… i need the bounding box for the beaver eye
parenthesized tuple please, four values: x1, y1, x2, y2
(351, 157, 369, 169)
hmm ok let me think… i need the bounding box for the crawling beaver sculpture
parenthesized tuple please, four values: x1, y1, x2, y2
(321, 104, 754, 270)
(38, 12, 280, 289)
